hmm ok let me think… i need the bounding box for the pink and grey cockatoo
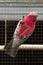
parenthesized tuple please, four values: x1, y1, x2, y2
(4, 12, 38, 57)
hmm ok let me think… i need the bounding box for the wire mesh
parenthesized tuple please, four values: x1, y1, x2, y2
(0, 1, 43, 64)
(0, 20, 43, 64)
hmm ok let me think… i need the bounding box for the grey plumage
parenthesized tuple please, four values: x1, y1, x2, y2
(4, 21, 23, 57)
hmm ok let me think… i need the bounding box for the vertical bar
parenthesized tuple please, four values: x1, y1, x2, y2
(5, 19, 7, 45)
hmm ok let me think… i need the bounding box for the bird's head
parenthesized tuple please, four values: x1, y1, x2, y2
(24, 12, 38, 25)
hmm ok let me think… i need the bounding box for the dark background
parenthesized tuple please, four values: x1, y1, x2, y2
(0, 20, 43, 65)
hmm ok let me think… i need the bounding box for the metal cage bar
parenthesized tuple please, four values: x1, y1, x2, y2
(0, 44, 43, 51)
(5, 19, 7, 46)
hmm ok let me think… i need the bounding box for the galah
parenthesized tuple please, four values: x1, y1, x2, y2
(4, 12, 38, 57)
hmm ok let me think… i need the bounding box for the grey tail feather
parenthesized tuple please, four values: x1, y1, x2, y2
(4, 38, 18, 57)
(4, 38, 13, 50)
(5, 47, 19, 57)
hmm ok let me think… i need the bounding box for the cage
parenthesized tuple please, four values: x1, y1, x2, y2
(0, 0, 43, 64)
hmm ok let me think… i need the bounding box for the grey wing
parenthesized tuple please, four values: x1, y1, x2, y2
(4, 20, 22, 57)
